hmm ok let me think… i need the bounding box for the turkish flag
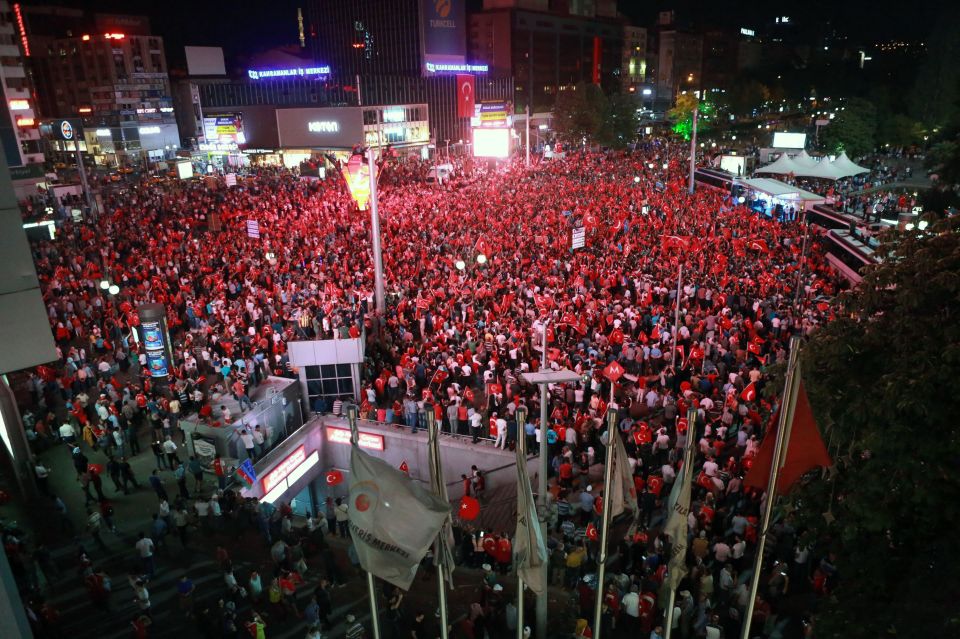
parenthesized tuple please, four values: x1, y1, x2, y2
(744, 381, 832, 492)
(457, 74, 475, 118)
(740, 381, 758, 402)
(398, 460, 409, 475)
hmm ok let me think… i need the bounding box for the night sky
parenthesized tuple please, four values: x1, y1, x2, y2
(30, 0, 947, 70)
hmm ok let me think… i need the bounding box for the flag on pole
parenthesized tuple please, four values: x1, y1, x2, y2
(513, 447, 547, 595)
(663, 415, 696, 591)
(740, 381, 757, 402)
(608, 429, 638, 518)
(235, 459, 256, 488)
(348, 446, 451, 590)
(744, 379, 832, 493)
(428, 419, 456, 589)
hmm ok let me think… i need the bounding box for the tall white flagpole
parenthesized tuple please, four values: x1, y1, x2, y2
(346, 404, 382, 639)
(664, 407, 698, 639)
(515, 404, 529, 639)
(591, 408, 619, 638)
(426, 409, 451, 639)
(740, 336, 802, 639)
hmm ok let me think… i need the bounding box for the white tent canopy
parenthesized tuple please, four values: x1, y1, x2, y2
(801, 159, 848, 181)
(755, 153, 803, 175)
(831, 152, 870, 177)
(792, 150, 820, 171)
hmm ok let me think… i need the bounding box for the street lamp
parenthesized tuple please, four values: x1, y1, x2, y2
(100, 279, 110, 290)
(341, 149, 386, 314)
(514, 401, 529, 639)
(476, 254, 487, 265)
(108, 284, 120, 295)
(455, 259, 466, 271)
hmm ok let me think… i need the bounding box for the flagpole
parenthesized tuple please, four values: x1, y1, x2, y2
(515, 404, 528, 639)
(346, 404, 383, 639)
(367, 148, 386, 315)
(740, 336, 801, 639)
(671, 262, 683, 368)
(425, 409, 451, 639)
(664, 407, 698, 639)
(536, 320, 550, 639)
(591, 409, 619, 639)
(792, 219, 810, 313)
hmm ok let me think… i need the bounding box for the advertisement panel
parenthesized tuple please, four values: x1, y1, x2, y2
(473, 127, 510, 159)
(772, 132, 806, 149)
(201, 114, 245, 151)
(420, 0, 466, 71)
(275, 107, 365, 149)
(475, 101, 509, 128)
(138, 305, 172, 380)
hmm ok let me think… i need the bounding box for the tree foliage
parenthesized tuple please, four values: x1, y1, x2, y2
(792, 217, 960, 638)
(552, 83, 637, 149)
(821, 98, 877, 157)
(910, 6, 960, 127)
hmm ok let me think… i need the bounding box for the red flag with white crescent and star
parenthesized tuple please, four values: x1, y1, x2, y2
(457, 74, 475, 118)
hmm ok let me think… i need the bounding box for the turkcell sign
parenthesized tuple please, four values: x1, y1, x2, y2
(247, 65, 331, 80)
(420, 0, 466, 69)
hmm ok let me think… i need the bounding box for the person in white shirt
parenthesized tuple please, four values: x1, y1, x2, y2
(621, 585, 641, 620)
(703, 458, 719, 478)
(135, 533, 156, 577)
(59, 422, 76, 442)
(240, 429, 255, 461)
(494, 415, 507, 449)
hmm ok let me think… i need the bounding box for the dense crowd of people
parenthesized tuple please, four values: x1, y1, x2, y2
(10, 139, 845, 638)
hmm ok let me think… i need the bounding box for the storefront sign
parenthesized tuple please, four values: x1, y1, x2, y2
(308, 121, 340, 133)
(262, 445, 307, 493)
(139, 126, 161, 135)
(247, 65, 331, 80)
(326, 426, 385, 451)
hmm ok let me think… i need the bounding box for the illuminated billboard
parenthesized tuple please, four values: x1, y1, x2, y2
(473, 127, 510, 159)
(772, 132, 807, 149)
(420, 0, 466, 73)
(202, 114, 245, 151)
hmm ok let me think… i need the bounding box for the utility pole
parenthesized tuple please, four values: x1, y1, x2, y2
(367, 148, 385, 314)
(688, 106, 698, 194)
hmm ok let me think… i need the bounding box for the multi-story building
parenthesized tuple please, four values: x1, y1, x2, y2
(0, 1, 44, 195)
(655, 29, 703, 101)
(18, 6, 179, 166)
(301, 0, 512, 146)
(468, 0, 628, 110)
(621, 25, 648, 91)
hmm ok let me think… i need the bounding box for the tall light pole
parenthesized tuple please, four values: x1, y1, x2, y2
(522, 356, 580, 639)
(514, 403, 529, 639)
(688, 106, 699, 194)
(367, 148, 386, 314)
(525, 104, 531, 168)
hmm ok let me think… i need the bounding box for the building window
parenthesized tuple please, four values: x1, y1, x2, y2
(304, 364, 354, 407)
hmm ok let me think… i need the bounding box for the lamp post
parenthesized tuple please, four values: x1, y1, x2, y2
(346, 403, 382, 639)
(520, 366, 580, 639)
(423, 406, 450, 639)
(591, 408, 619, 639)
(342, 149, 385, 315)
(514, 403, 529, 639)
(688, 106, 699, 194)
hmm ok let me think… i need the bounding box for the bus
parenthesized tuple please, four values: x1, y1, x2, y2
(694, 167, 744, 198)
(823, 229, 877, 284)
(805, 204, 859, 231)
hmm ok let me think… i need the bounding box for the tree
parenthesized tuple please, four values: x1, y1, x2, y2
(790, 217, 960, 639)
(667, 95, 712, 141)
(552, 83, 607, 147)
(596, 92, 639, 149)
(878, 113, 925, 148)
(821, 97, 877, 157)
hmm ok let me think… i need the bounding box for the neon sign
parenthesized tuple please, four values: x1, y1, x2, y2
(425, 62, 489, 74)
(326, 426, 385, 451)
(247, 65, 331, 80)
(307, 120, 339, 133)
(13, 4, 29, 57)
(261, 445, 307, 493)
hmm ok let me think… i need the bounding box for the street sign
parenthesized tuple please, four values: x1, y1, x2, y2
(602, 360, 625, 382)
(571, 226, 585, 250)
(246, 219, 260, 238)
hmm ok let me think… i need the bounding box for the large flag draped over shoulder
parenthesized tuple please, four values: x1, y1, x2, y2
(745, 379, 832, 493)
(349, 446, 451, 590)
(608, 430, 638, 518)
(513, 447, 547, 595)
(663, 422, 696, 592)
(429, 420, 456, 589)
